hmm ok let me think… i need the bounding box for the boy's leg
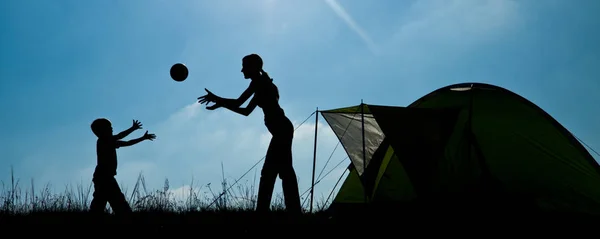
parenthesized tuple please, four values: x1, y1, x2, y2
(106, 177, 132, 214)
(90, 177, 109, 213)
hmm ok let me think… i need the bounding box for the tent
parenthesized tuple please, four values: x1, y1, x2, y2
(318, 82, 600, 215)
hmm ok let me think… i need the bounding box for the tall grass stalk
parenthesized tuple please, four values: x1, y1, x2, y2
(1, 167, 331, 215)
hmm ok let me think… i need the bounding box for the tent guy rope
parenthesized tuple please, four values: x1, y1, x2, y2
(205, 110, 318, 209)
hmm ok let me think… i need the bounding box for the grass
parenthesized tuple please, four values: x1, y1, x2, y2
(3, 166, 600, 232)
(0, 167, 339, 229)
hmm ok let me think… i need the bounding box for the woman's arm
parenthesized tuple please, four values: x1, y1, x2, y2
(219, 96, 258, 116)
(214, 82, 255, 109)
(212, 82, 258, 116)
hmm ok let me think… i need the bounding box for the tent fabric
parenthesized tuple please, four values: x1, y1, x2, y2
(321, 82, 600, 215)
(319, 107, 384, 176)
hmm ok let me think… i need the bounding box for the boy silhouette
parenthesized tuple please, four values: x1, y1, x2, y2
(89, 118, 156, 214)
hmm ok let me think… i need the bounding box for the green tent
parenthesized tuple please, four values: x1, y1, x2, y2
(320, 83, 600, 215)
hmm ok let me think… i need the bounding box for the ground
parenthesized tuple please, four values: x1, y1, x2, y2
(3, 203, 600, 235)
(2, 172, 600, 233)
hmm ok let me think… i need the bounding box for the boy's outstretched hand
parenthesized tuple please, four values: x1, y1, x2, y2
(143, 131, 156, 141)
(132, 119, 143, 130)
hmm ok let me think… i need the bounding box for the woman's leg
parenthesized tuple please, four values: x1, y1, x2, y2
(257, 116, 301, 213)
(279, 137, 301, 213)
(277, 118, 301, 213)
(256, 136, 279, 212)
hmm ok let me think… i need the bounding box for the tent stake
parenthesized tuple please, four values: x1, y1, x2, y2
(310, 107, 319, 213)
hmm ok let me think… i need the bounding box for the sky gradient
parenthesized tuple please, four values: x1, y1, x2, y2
(1, 0, 599, 208)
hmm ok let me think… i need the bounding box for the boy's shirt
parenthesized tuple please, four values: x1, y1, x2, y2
(94, 136, 120, 178)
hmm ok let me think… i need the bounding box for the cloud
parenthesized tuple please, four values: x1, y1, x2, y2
(73, 102, 350, 209)
(168, 185, 197, 203)
(2, 99, 353, 210)
(63, 102, 352, 207)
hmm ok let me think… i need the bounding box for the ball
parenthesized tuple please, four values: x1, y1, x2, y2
(170, 63, 188, 82)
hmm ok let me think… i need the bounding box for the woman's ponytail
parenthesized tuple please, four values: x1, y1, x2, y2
(260, 69, 271, 80)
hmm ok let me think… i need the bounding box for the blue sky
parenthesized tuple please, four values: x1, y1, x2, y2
(1, 0, 599, 209)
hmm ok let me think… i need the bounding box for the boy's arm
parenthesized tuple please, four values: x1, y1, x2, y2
(116, 137, 144, 147)
(114, 120, 142, 140)
(114, 127, 136, 140)
(116, 130, 155, 147)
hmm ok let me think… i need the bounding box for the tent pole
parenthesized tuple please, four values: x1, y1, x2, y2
(310, 107, 319, 213)
(360, 99, 367, 204)
(468, 85, 473, 169)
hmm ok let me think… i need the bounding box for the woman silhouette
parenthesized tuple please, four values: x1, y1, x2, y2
(197, 54, 301, 214)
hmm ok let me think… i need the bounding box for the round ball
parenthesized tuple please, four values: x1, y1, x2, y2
(170, 63, 188, 82)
